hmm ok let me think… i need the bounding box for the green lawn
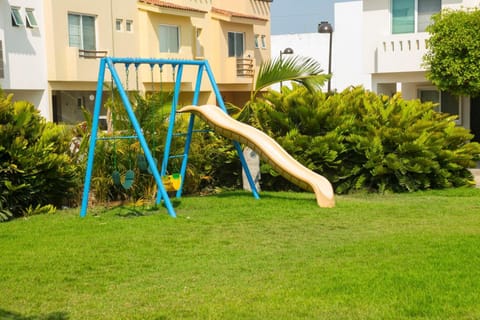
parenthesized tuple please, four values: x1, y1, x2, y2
(1, 189, 480, 319)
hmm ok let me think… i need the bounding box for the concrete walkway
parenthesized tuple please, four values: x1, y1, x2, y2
(469, 169, 480, 187)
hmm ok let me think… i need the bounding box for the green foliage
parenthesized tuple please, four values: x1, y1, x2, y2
(251, 85, 480, 193)
(185, 123, 240, 193)
(253, 55, 329, 99)
(80, 91, 171, 203)
(424, 8, 480, 96)
(0, 91, 79, 221)
(84, 91, 240, 203)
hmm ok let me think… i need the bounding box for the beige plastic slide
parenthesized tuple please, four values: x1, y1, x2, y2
(178, 105, 335, 208)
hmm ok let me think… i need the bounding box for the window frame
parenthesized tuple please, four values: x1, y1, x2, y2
(418, 88, 462, 125)
(261, 35, 267, 49)
(227, 31, 245, 58)
(25, 8, 38, 28)
(254, 34, 259, 49)
(194, 27, 204, 58)
(159, 24, 180, 53)
(126, 20, 133, 32)
(68, 13, 97, 51)
(115, 18, 123, 32)
(391, 0, 441, 34)
(11, 6, 24, 27)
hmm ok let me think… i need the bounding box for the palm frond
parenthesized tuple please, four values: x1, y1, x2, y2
(253, 56, 329, 99)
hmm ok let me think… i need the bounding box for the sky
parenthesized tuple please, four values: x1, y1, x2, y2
(270, 0, 352, 35)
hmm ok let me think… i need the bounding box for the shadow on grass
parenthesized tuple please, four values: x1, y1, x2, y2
(0, 309, 68, 320)
(214, 190, 315, 203)
(100, 199, 182, 218)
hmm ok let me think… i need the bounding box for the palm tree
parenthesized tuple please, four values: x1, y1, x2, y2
(233, 55, 329, 123)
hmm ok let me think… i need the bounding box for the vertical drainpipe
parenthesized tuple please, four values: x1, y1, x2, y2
(110, 0, 115, 56)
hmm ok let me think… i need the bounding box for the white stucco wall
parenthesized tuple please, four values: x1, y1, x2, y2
(333, 0, 371, 91)
(271, 33, 330, 91)
(0, 0, 49, 119)
(271, 0, 369, 92)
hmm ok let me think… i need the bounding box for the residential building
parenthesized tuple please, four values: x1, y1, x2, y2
(43, 0, 138, 123)
(272, 0, 480, 140)
(363, 0, 480, 139)
(2, 0, 272, 123)
(0, 0, 49, 118)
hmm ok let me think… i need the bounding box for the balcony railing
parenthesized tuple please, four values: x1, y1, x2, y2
(236, 57, 254, 77)
(79, 49, 108, 59)
(376, 33, 429, 73)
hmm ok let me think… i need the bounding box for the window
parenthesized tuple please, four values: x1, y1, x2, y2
(126, 20, 133, 32)
(419, 89, 439, 105)
(254, 34, 259, 49)
(420, 89, 461, 124)
(11, 7, 23, 27)
(392, 0, 414, 34)
(25, 8, 38, 28)
(0, 40, 4, 79)
(440, 91, 461, 124)
(261, 35, 266, 49)
(228, 32, 244, 57)
(115, 19, 123, 31)
(418, 0, 441, 32)
(195, 27, 204, 58)
(159, 25, 179, 53)
(68, 13, 96, 50)
(392, 0, 441, 34)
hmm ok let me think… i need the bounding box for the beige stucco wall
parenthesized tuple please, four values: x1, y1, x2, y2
(136, 0, 271, 104)
(42, 0, 272, 115)
(44, 0, 138, 86)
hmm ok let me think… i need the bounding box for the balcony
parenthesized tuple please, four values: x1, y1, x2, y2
(236, 57, 254, 77)
(79, 49, 108, 59)
(376, 33, 429, 73)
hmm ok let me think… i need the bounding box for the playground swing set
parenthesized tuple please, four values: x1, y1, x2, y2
(111, 63, 180, 191)
(96, 64, 176, 191)
(80, 57, 260, 218)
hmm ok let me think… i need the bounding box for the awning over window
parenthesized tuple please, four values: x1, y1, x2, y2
(211, 7, 268, 24)
(138, 0, 207, 17)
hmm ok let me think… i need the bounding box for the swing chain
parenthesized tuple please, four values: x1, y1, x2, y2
(125, 67, 129, 91)
(135, 63, 140, 92)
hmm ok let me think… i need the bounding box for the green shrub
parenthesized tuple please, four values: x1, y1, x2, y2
(82, 91, 241, 204)
(0, 91, 79, 221)
(250, 85, 480, 193)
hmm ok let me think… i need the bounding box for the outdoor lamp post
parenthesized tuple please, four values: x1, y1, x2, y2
(318, 21, 333, 92)
(279, 47, 294, 89)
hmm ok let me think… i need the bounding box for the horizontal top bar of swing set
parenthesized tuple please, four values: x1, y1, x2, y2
(97, 135, 138, 140)
(102, 57, 209, 67)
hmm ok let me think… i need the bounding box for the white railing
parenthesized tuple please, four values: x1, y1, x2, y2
(376, 33, 430, 73)
(236, 57, 254, 77)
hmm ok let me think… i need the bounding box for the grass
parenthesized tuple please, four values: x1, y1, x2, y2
(1, 188, 480, 319)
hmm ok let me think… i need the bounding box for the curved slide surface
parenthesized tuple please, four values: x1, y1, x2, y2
(178, 105, 335, 208)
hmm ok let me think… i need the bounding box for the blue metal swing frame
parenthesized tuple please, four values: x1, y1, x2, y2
(80, 57, 260, 218)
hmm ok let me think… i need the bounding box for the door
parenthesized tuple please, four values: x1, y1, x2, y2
(470, 97, 480, 142)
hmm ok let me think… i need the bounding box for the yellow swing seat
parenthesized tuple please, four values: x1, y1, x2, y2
(162, 173, 181, 192)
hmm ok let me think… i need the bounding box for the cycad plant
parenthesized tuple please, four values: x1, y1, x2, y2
(251, 85, 480, 193)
